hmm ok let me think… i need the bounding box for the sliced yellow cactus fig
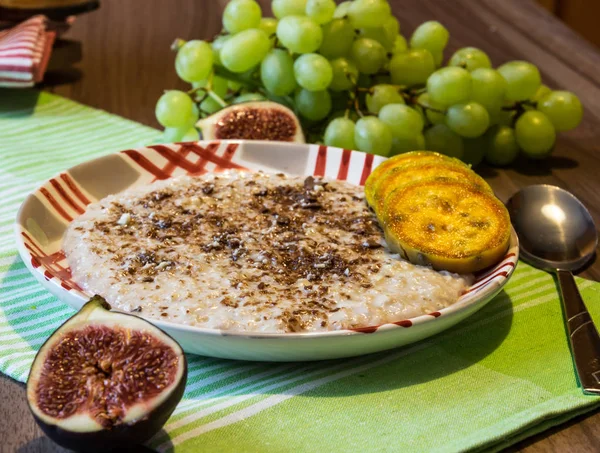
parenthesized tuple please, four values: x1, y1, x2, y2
(364, 151, 467, 208)
(383, 180, 511, 274)
(372, 161, 492, 216)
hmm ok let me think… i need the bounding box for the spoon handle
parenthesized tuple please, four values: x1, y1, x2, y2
(557, 270, 600, 395)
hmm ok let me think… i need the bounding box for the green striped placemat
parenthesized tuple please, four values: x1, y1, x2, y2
(1, 89, 600, 453)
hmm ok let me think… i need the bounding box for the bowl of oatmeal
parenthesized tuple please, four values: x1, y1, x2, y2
(15, 141, 518, 361)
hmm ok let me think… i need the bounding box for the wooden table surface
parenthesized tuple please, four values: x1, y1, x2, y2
(2, 0, 600, 451)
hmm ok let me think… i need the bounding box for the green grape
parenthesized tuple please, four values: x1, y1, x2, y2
(391, 133, 426, 155)
(446, 102, 490, 138)
(350, 38, 387, 75)
(392, 34, 407, 54)
(233, 92, 267, 103)
(305, 0, 335, 24)
(181, 127, 200, 141)
(165, 99, 200, 127)
(324, 117, 356, 149)
(484, 126, 520, 166)
(359, 16, 399, 51)
(155, 91, 194, 128)
(223, 0, 262, 34)
(228, 80, 243, 91)
(488, 101, 516, 126)
(379, 103, 424, 140)
(347, 0, 392, 29)
(515, 111, 556, 158)
(416, 93, 446, 125)
(259, 17, 278, 36)
(200, 96, 223, 115)
(462, 136, 485, 166)
(192, 76, 228, 103)
(277, 15, 323, 54)
(531, 84, 551, 103)
(497, 61, 541, 102)
(426, 67, 471, 106)
(220, 29, 270, 72)
(366, 85, 405, 114)
(470, 68, 507, 112)
(175, 40, 213, 83)
(211, 35, 230, 67)
(432, 50, 443, 68)
(265, 92, 295, 109)
(295, 88, 331, 120)
(424, 123, 464, 158)
(164, 126, 187, 142)
(329, 57, 358, 91)
(409, 21, 449, 54)
(211, 75, 229, 97)
(319, 18, 354, 59)
(260, 49, 297, 95)
(333, 1, 351, 18)
(187, 103, 200, 126)
(293, 53, 333, 91)
(390, 49, 435, 87)
(537, 90, 583, 131)
(354, 116, 393, 156)
(272, 0, 307, 18)
(164, 126, 199, 143)
(448, 47, 491, 72)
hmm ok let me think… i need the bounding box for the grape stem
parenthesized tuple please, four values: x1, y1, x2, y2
(502, 100, 537, 111)
(208, 90, 228, 108)
(503, 100, 537, 126)
(416, 102, 445, 115)
(213, 66, 261, 90)
(170, 38, 186, 52)
(224, 88, 244, 101)
(353, 95, 364, 117)
(187, 85, 206, 97)
(195, 91, 209, 105)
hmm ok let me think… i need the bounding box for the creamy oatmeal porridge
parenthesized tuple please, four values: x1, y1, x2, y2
(63, 171, 472, 333)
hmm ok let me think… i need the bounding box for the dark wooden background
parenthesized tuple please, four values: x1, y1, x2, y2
(2, 0, 600, 451)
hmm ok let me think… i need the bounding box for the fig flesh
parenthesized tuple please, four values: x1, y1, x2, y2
(197, 101, 305, 143)
(27, 296, 187, 452)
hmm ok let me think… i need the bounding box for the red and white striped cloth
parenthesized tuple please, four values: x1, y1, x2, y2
(0, 15, 55, 88)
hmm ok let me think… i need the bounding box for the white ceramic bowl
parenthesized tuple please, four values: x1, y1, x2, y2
(15, 140, 518, 361)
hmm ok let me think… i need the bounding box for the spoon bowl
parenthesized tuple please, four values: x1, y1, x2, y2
(507, 184, 600, 395)
(506, 184, 597, 272)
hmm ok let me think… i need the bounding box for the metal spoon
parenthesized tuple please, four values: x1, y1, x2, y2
(506, 184, 600, 394)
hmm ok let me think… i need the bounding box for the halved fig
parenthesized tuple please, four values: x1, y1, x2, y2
(27, 296, 187, 452)
(196, 101, 305, 142)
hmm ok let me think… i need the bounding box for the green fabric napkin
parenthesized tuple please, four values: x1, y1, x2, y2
(1, 89, 600, 453)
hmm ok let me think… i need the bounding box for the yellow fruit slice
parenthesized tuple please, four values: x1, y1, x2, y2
(383, 181, 511, 274)
(372, 161, 493, 216)
(364, 151, 467, 208)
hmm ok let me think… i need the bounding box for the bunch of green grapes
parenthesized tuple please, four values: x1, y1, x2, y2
(155, 0, 583, 166)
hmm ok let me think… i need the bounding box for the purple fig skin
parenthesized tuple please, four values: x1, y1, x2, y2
(26, 296, 187, 453)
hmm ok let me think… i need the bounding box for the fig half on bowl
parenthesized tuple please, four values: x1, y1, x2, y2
(26, 296, 187, 452)
(197, 101, 305, 142)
